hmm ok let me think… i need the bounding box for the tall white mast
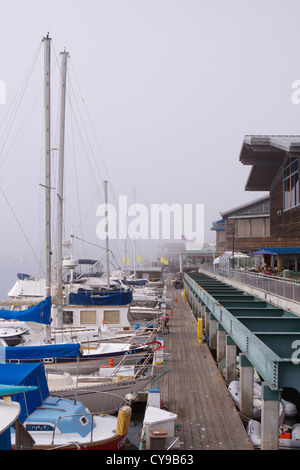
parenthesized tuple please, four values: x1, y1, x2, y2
(43, 34, 52, 343)
(55, 50, 69, 329)
(133, 188, 137, 280)
(123, 211, 128, 279)
(104, 180, 110, 289)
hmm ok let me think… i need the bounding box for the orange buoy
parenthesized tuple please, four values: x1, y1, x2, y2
(280, 432, 291, 439)
(170, 306, 174, 316)
(100, 358, 114, 369)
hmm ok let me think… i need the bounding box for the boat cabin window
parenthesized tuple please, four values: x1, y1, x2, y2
(63, 310, 73, 325)
(79, 416, 89, 427)
(80, 310, 96, 324)
(103, 310, 120, 324)
(43, 357, 54, 364)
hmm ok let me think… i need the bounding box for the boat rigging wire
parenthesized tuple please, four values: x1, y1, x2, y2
(0, 185, 46, 277)
(0, 42, 43, 179)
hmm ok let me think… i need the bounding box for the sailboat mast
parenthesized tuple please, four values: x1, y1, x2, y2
(124, 211, 128, 279)
(43, 34, 52, 343)
(133, 188, 137, 280)
(55, 50, 69, 329)
(104, 180, 110, 289)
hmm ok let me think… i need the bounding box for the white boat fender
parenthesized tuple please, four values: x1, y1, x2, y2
(125, 392, 138, 405)
(292, 423, 300, 440)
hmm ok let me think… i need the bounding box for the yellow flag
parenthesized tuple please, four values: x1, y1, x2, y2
(137, 255, 144, 262)
(122, 257, 130, 264)
(160, 256, 168, 265)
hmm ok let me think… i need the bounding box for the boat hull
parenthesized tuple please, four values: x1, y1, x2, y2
(11, 432, 127, 450)
(10, 408, 131, 451)
(49, 374, 154, 413)
(11, 344, 152, 375)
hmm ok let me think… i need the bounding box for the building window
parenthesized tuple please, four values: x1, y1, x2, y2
(216, 231, 225, 243)
(250, 218, 264, 237)
(283, 157, 299, 210)
(237, 219, 249, 237)
(236, 217, 270, 237)
(265, 218, 270, 236)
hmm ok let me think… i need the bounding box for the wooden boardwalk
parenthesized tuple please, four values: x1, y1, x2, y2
(155, 288, 253, 451)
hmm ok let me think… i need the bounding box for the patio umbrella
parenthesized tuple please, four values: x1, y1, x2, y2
(251, 249, 276, 255)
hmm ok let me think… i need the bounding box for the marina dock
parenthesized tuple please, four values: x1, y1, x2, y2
(156, 287, 253, 451)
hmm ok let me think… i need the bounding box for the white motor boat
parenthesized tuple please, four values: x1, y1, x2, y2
(247, 420, 300, 450)
(228, 380, 295, 421)
(228, 380, 263, 419)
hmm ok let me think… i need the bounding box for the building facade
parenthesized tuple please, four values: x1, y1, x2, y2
(212, 135, 300, 270)
(220, 196, 272, 254)
(240, 135, 300, 243)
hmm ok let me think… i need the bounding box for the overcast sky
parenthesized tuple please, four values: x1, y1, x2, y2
(0, 0, 300, 295)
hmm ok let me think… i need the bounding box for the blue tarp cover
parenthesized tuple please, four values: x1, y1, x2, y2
(0, 362, 49, 422)
(69, 289, 132, 306)
(124, 279, 148, 286)
(0, 343, 81, 361)
(0, 297, 51, 324)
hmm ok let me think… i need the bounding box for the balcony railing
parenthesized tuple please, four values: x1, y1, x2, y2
(199, 264, 300, 303)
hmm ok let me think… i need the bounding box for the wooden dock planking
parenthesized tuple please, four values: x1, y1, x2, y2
(156, 289, 253, 450)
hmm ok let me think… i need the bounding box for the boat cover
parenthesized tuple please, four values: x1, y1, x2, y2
(0, 343, 81, 361)
(69, 289, 132, 306)
(0, 297, 51, 324)
(124, 279, 147, 286)
(0, 362, 49, 422)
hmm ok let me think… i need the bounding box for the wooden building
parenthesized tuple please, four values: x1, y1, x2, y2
(220, 195, 272, 254)
(211, 219, 225, 252)
(240, 135, 300, 241)
(212, 135, 300, 269)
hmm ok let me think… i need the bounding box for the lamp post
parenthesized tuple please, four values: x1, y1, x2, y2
(232, 228, 235, 270)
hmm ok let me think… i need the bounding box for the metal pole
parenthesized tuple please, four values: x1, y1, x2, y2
(124, 211, 128, 279)
(104, 180, 110, 288)
(197, 318, 203, 344)
(232, 228, 235, 270)
(43, 34, 52, 344)
(56, 50, 69, 329)
(179, 251, 183, 274)
(133, 188, 136, 280)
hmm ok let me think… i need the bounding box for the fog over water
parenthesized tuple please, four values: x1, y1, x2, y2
(0, 0, 300, 298)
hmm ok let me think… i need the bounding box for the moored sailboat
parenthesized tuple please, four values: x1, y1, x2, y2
(0, 361, 131, 450)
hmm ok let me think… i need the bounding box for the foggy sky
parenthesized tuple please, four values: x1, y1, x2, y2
(0, 0, 300, 296)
